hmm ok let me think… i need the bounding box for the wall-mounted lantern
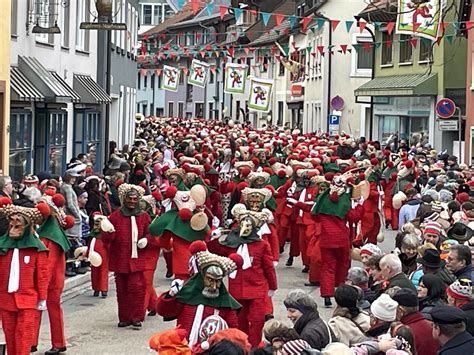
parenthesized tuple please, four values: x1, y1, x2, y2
(80, 0, 127, 30)
(30, 0, 67, 34)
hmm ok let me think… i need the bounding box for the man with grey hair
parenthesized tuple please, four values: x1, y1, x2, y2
(380, 254, 416, 291)
(283, 289, 333, 350)
(346, 267, 375, 304)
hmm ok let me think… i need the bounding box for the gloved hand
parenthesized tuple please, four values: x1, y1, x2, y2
(169, 279, 184, 297)
(287, 198, 297, 205)
(212, 216, 220, 228)
(225, 219, 234, 227)
(137, 238, 148, 249)
(273, 261, 278, 268)
(210, 228, 221, 241)
(268, 290, 276, 298)
(37, 300, 47, 311)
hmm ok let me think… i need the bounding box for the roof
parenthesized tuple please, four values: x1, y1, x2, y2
(143, 0, 210, 37)
(355, 74, 438, 97)
(247, 19, 292, 46)
(73, 74, 111, 104)
(50, 72, 81, 103)
(358, 0, 398, 22)
(10, 67, 44, 102)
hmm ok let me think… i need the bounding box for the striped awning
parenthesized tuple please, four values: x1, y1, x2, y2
(50, 72, 81, 103)
(10, 67, 44, 102)
(73, 74, 111, 104)
(17, 56, 79, 103)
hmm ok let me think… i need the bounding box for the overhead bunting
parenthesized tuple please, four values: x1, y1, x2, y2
(162, 65, 180, 92)
(248, 77, 273, 113)
(188, 59, 210, 88)
(224, 63, 248, 94)
(262, 12, 271, 26)
(396, 0, 444, 41)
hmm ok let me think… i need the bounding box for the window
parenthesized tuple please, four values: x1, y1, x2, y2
(144, 74, 147, 88)
(399, 34, 412, 64)
(262, 56, 269, 73)
(137, 72, 141, 89)
(356, 37, 373, 70)
(186, 83, 193, 102)
(142, 4, 152, 25)
(279, 60, 285, 76)
(11, 0, 17, 37)
(277, 101, 284, 126)
(419, 38, 432, 62)
(151, 74, 155, 89)
(142, 103, 147, 115)
(154, 5, 161, 24)
(290, 50, 306, 82)
(35, 111, 67, 175)
(178, 102, 184, 118)
(210, 70, 214, 84)
(9, 111, 33, 181)
(61, 3, 70, 47)
(168, 102, 174, 116)
(164, 5, 173, 19)
(75, 0, 90, 52)
(74, 111, 102, 171)
(195, 103, 204, 118)
(381, 31, 393, 65)
(209, 102, 214, 120)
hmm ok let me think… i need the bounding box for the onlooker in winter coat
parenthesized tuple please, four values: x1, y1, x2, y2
(328, 285, 370, 346)
(398, 189, 421, 228)
(417, 274, 446, 320)
(284, 289, 333, 350)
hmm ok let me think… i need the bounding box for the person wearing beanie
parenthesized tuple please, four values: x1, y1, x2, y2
(281, 339, 311, 355)
(392, 288, 439, 355)
(366, 294, 399, 338)
(422, 221, 446, 250)
(417, 274, 446, 320)
(283, 289, 333, 350)
(447, 279, 472, 308)
(359, 243, 382, 269)
(431, 305, 474, 354)
(328, 284, 370, 346)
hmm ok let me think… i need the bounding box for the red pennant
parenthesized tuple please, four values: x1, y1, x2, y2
(387, 22, 395, 35)
(210, 66, 217, 73)
(340, 44, 347, 54)
(271, 46, 278, 55)
(362, 42, 371, 51)
(310, 52, 316, 57)
(244, 48, 250, 55)
(195, 32, 202, 42)
(302, 16, 312, 32)
(331, 20, 340, 31)
(284, 28, 290, 35)
(155, 69, 162, 76)
(359, 21, 367, 33)
(183, 68, 189, 76)
(191, 0, 199, 14)
(249, 47, 256, 53)
(219, 6, 227, 20)
(227, 47, 235, 58)
(160, 33, 166, 40)
(143, 34, 150, 42)
(139, 68, 147, 77)
(410, 37, 418, 48)
(275, 13, 284, 26)
(264, 63, 269, 70)
(317, 46, 325, 55)
(249, 9, 257, 17)
(200, 51, 206, 58)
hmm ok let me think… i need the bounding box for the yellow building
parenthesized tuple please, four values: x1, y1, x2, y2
(0, 0, 11, 175)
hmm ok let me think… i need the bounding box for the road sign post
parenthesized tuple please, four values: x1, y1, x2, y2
(436, 98, 456, 119)
(328, 114, 340, 136)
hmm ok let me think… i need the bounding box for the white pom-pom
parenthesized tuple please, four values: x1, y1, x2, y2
(201, 341, 210, 350)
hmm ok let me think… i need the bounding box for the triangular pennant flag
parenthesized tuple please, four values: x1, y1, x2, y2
(340, 44, 347, 54)
(275, 13, 284, 26)
(317, 46, 325, 55)
(306, 46, 312, 54)
(362, 42, 371, 51)
(234, 8, 242, 22)
(311, 52, 316, 57)
(275, 29, 281, 35)
(302, 16, 312, 32)
(215, 51, 220, 57)
(200, 51, 206, 58)
(210, 66, 217, 73)
(206, 3, 215, 16)
(289, 15, 298, 28)
(352, 43, 362, 52)
(249, 9, 257, 17)
(139, 68, 147, 77)
(387, 22, 395, 35)
(374, 22, 382, 31)
(317, 18, 325, 30)
(345, 20, 354, 32)
(359, 20, 367, 33)
(227, 47, 235, 57)
(386, 39, 393, 47)
(410, 38, 418, 48)
(374, 42, 381, 49)
(261, 12, 271, 26)
(244, 47, 250, 55)
(219, 6, 227, 20)
(155, 69, 162, 76)
(331, 20, 340, 31)
(310, 27, 316, 34)
(191, 0, 199, 15)
(177, 0, 185, 11)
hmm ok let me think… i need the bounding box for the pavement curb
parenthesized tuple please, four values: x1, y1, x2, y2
(61, 273, 114, 303)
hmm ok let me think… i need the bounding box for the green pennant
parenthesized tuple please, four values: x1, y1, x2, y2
(352, 43, 362, 52)
(345, 20, 353, 32)
(275, 29, 281, 35)
(310, 27, 316, 34)
(306, 46, 312, 54)
(317, 18, 325, 30)
(374, 22, 382, 30)
(374, 42, 381, 49)
(328, 44, 335, 49)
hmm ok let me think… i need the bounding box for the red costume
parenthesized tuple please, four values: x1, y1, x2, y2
(90, 238, 109, 294)
(360, 174, 381, 245)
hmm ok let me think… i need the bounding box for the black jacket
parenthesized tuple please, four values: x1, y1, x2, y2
(439, 331, 474, 354)
(294, 311, 333, 350)
(461, 301, 474, 337)
(454, 265, 474, 283)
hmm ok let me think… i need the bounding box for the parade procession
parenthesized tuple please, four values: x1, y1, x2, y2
(3, 0, 474, 354)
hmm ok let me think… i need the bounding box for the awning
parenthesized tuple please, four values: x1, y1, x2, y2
(354, 74, 438, 97)
(17, 55, 79, 103)
(73, 74, 111, 104)
(10, 67, 44, 102)
(50, 72, 81, 103)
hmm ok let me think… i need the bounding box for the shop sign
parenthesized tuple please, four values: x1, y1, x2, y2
(291, 85, 304, 97)
(438, 120, 458, 131)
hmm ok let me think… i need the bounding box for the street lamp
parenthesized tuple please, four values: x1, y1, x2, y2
(30, 0, 65, 34)
(80, 0, 128, 161)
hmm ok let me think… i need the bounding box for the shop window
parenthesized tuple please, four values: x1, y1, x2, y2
(35, 111, 67, 175)
(399, 34, 412, 64)
(9, 111, 32, 181)
(381, 31, 393, 65)
(74, 111, 102, 171)
(419, 38, 432, 62)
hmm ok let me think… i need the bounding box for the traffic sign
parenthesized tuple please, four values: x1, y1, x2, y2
(328, 115, 340, 125)
(436, 98, 456, 119)
(438, 120, 458, 131)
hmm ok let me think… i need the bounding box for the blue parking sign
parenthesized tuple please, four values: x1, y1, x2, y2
(328, 115, 340, 125)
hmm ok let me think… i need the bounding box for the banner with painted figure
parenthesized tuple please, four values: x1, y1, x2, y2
(396, 0, 444, 41)
(162, 65, 180, 92)
(248, 77, 273, 113)
(188, 59, 210, 88)
(224, 63, 248, 94)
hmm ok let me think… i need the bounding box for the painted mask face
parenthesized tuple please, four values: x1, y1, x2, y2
(247, 195, 263, 212)
(253, 177, 266, 189)
(125, 192, 139, 210)
(185, 173, 197, 187)
(9, 214, 27, 240)
(168, 174, 181, 186)
(239, 217, 254, 237)
(202, 273, 222, 299)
